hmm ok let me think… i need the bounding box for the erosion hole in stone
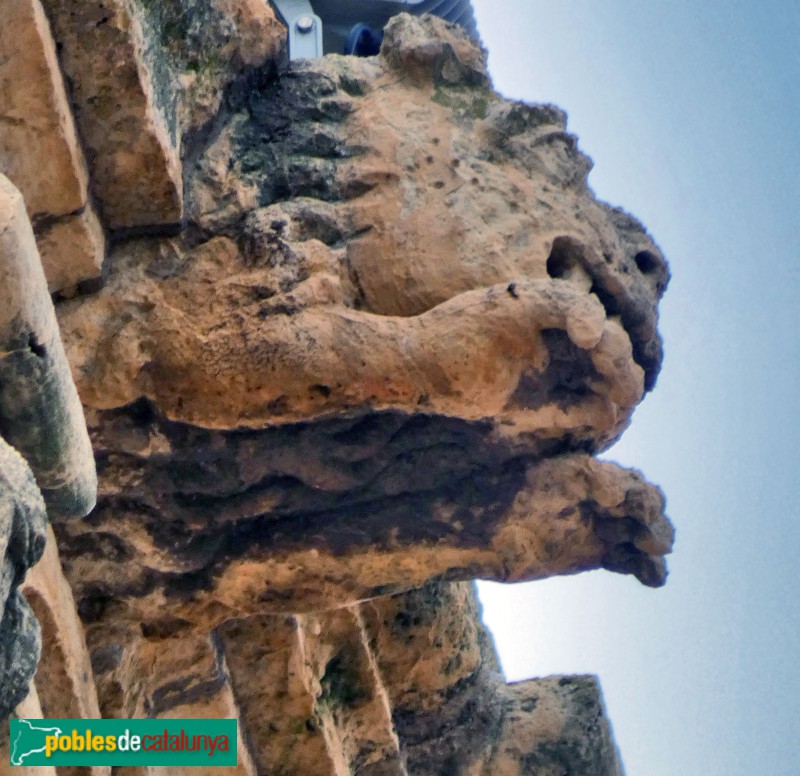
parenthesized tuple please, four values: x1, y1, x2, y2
(140, 617, 192, 639)
(634, 250, 660, 275)
(27, 333, 46, 358)
(124, 396, 157, 427)
(589, 282, 621, 318)
(77, 588, 113, 624)
(319, 651, 368, 710)
(545, 238, 579, 279)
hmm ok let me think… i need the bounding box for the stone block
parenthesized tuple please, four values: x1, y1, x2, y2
(36, 208, 106, 294)
(0, 0, 105, 292)
(39, 0, 183, 229)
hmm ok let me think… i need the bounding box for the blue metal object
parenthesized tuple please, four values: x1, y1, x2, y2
(271, 0, 324, 59)
(272, 0, 479, 59)
(343, 23, 384, 56)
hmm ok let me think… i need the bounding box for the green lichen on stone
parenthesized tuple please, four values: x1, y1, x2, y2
(131, 0, 235, 143)
(318, 652, 367, 710)
(432, 85, 491, 122)
(135, 0, 235, 75)
(0, 347, 95, 517)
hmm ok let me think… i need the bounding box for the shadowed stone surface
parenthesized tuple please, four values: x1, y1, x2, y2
(56, 405, 670, 629)
(0, 438, 47, 721)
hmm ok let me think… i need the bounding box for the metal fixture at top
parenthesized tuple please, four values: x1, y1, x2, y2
(296, 14, 315, 33)
(271, 0, 479, 60)
(273, 0, 323, 59)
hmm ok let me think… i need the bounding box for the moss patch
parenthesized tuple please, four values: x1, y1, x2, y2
(318, 651, 367, 710)
(432, 85, 492, 122)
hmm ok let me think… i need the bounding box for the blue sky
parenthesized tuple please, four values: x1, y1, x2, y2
(471, 2, 800, 774)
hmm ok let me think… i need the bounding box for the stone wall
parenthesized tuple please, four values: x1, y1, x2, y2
(0, 3, 672, 774)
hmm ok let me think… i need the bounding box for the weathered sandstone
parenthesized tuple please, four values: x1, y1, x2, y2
(37, 0, 284, 231)
(38, 0, 184, 229)
(0, 9, 672, 774)
(54, 15, 670, 631)
(0, 175, 97, 517)
(0, 438, 47, 721)
(0, 0, 105, 292)
(85, 580, 623, 775)
(0, 174, 97, 725)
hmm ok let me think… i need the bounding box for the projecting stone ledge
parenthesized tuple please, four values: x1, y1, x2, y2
(56, 434, 671, 628)
(84, 581, 624, 775)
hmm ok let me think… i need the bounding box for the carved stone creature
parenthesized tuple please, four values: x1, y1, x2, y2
(56, 15, 671, 633)
(0, 7, 673, 772)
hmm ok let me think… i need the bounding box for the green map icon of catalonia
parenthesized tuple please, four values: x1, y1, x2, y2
(8, 718, 238, 767)
(10, 719, 64, 765)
